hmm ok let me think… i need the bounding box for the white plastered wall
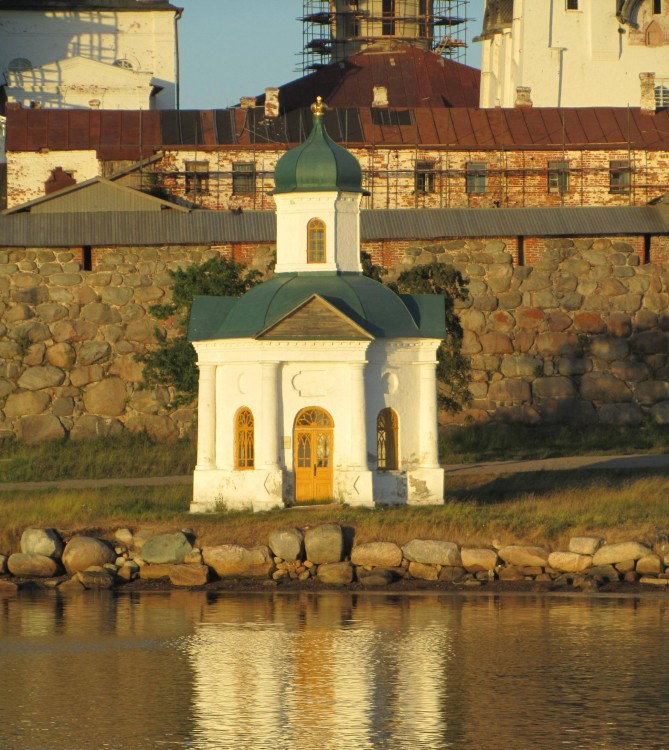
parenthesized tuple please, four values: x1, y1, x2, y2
(479, 0, 669, 108)
(274, 192, 363, 274)
(0, 8, 177, 109)
(191, 337, 444, 512)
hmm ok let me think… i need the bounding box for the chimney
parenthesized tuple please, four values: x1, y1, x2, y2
(44, 167, 76, 195)
(515, 86, 533, 108)
(372, 85, 389, 108)
(240, 96, 256, 110)
(640, 72, 656, 115)
(264, 87, 279, 118)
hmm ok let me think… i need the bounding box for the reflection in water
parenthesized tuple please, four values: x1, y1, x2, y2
(1, 592, 668, 749)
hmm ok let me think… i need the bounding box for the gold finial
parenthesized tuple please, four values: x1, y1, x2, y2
(311, 96, 327, 115)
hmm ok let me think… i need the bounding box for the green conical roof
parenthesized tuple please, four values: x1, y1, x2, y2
(271, 98, 365, 195)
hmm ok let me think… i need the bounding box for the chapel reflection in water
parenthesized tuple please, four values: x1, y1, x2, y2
(1, 591, 669, 750)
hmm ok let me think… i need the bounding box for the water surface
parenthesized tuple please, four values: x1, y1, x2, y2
(1, 591, 667, 750)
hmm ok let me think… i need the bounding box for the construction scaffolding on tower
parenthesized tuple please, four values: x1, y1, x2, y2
(300, 0, 470, 72)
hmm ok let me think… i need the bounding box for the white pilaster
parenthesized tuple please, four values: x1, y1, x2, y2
(195, 363, 216, 470)
(349, 361, 368, 468)
(418, 360, 440, 468)
(260, 361, 280, 469)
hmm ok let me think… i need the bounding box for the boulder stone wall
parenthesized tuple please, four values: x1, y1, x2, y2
(384, 237, 668, 427)
(0, 237, 667, 442)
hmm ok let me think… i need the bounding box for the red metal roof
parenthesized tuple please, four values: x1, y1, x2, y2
(262, 44, 481, 111)
(6, 104, 669, 155)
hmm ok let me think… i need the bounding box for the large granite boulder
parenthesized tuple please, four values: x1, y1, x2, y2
(317, 561, 353, 585)
(403, 540, 461, 567)
(7, 553, 60, 578)
(268, 528, 304, 562)
(461, 548, 498, 572)
(547, 552, 593, 573)
(20, 528, 64, 559)
(304, 524, 344, 564)
(351, 542, 402, 568)
(76, 568, 116, 589)
(568, 537, 604, 555)
(498, 545, 549, 567)
(408, 561, 440, 580)
(62, 536, 116, 575)
(140, 532, 194, 565)
(592, 542, 652, 566)
(203, 545, 275, 579)
(169, 564, 210, 587)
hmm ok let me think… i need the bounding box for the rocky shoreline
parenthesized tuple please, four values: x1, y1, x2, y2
(2, 523, 669, 597)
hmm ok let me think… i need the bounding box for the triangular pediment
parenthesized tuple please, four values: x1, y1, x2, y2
(256, 294, 373, 341)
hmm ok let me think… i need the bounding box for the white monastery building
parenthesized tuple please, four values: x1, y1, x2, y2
(188, 99, 446, 512)
(477, 0, 669, 108)
(0, 0, 181, 111)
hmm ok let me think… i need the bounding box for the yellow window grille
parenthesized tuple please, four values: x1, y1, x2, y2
(307, 218, 326, 263)
(377, 408, 398, 470)
(235, 407, 254, 470)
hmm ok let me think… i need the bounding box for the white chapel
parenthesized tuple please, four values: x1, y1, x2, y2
(188, 98, 445, 512)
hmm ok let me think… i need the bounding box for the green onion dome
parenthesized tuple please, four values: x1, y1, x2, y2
(271, 97, 366, 195)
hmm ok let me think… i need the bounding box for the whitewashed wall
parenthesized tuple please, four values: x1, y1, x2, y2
(479, 0, 669, 108)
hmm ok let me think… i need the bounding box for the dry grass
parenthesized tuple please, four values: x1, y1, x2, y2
(1, 469, 667, 555)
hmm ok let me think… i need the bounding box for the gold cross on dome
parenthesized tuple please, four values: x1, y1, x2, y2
(311, 96, 327, 115)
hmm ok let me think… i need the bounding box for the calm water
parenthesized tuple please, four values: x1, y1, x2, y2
(1, 591, 668, 750)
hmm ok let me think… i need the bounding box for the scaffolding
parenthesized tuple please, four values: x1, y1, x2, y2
(300, 0, 470, 71)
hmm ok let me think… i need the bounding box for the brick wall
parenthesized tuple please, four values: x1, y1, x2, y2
(8, 144, 669, 210)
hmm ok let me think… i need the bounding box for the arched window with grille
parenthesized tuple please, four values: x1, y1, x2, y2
(235, 407, 254, 470)
(377, 408, 398, 471)
(307, 218, 326, 263)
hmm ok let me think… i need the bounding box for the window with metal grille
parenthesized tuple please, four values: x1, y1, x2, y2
(654, 0, 662, 13)
(232, 162, 256, 195)
(548, 160, 570, 194)
(415, 161, 436, 193)
(185, 160, 209, 196)
(566, 0, 579, 9)
(655, 83, 669, 108)
(307, 218, 326, 263)
(377, 408, 398, 471)
(609, 160, 631, 193)
(235, 408, 254, 470)
(466, 162, 487, 194)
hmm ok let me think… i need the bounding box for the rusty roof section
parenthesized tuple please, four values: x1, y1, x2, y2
(258, 44, 481, 111)
(6, 105, 669, 155)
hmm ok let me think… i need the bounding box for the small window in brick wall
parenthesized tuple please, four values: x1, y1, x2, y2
(548, 160, 569, 194)
(609, 160, 631, 193)
(185, 161, 210, 197)
(232, 162, 256, 195)
(466, 162, 487, 194)
(415, 161, 436, 193)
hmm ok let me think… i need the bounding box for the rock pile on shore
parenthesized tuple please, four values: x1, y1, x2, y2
(1, 524, 669, 593)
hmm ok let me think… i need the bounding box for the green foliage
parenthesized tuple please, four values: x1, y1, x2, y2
(138, 256, 262, 406)
(387, 262, 472, 413)
(360, 251, 386, 282)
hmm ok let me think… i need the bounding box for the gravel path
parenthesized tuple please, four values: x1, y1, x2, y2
(1, 453, 667, 492)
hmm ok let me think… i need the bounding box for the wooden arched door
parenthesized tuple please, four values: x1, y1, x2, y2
(294, 407, 334, 503)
